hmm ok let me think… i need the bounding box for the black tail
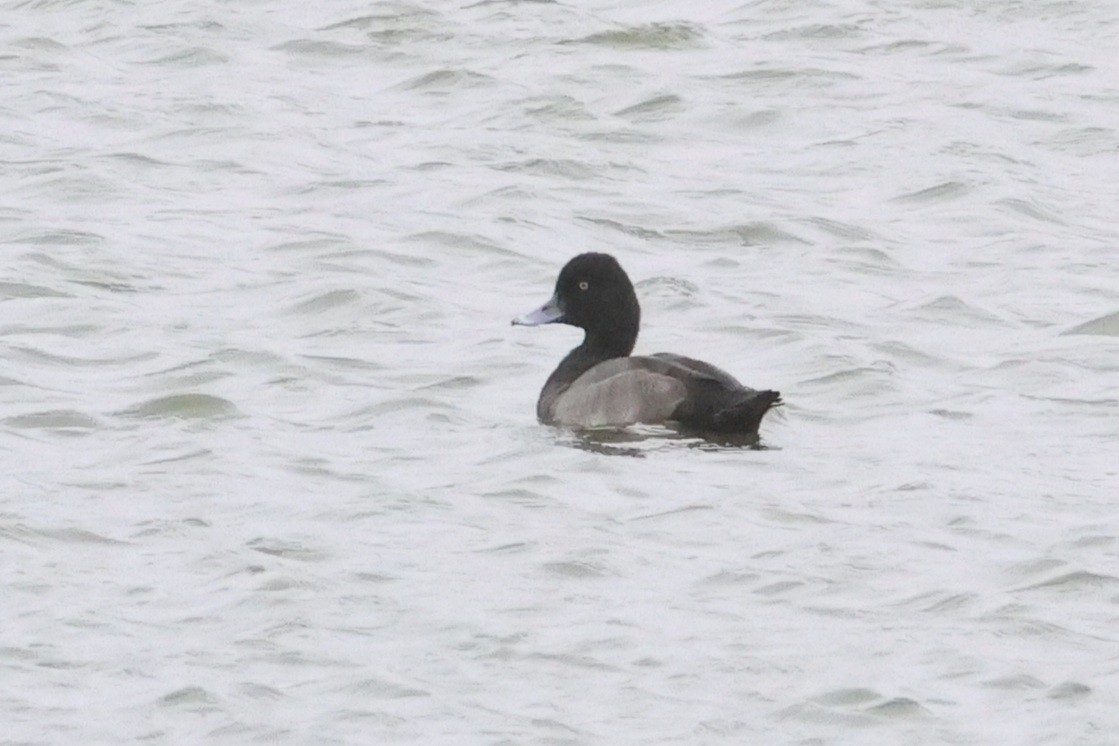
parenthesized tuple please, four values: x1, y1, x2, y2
(711, 390, 782, 435)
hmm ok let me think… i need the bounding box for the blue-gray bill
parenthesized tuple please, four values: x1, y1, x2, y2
(511, 294, 563, 326)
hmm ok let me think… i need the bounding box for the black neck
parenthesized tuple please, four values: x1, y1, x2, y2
(583, 323, 636, 358)
(535, 331, 636, 421)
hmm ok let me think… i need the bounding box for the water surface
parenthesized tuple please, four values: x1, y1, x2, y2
(2, 0, 1117, 743)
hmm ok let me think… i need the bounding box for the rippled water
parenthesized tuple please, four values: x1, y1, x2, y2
(3, 0, 1118, 743)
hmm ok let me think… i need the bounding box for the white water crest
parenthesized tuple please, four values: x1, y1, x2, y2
(2, 0, 1117, 743)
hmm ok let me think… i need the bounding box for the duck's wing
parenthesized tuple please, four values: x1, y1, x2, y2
(648, 353, 780, 433)
(551, 358, 686, 428)
(648, 352, 743, 389)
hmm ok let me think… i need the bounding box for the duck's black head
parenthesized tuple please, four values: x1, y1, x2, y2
(513, 253, 641, 356)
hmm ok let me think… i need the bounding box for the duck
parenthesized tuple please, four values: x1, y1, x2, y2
(512, 253, 781, 436)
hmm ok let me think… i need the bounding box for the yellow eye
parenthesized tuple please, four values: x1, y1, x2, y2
(578, 281, 589, 291)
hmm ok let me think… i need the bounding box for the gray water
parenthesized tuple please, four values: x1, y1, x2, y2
(3, 1, 1118, 743)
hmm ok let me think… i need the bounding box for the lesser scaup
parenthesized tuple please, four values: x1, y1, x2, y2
(513, 253, 781, 435)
